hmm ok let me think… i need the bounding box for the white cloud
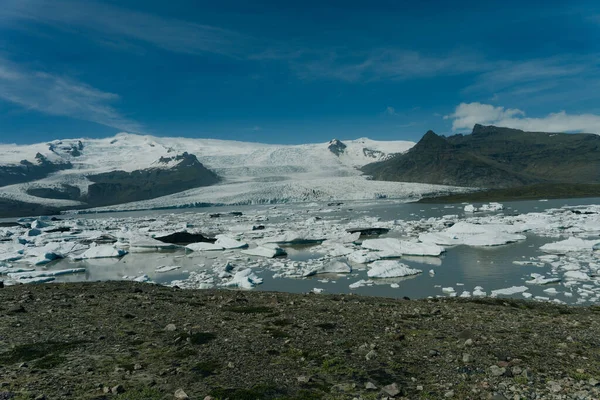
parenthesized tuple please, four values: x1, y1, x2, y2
(385, 106, 398, 116)
(0, 57, 142, 132)
(1, 0, 246, 56)
(446, 102, 600, 134)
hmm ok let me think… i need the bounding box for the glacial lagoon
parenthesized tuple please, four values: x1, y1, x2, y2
(2, 197, 599, 305)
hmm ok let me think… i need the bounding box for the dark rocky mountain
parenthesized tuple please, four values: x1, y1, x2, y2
(328, 139, 347, 156)
(85, 152, 220, 207)
(0, 153, 73, 188)
(362, 125, 600, 188)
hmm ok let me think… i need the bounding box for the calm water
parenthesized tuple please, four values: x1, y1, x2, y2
(28, 197, 600, 303)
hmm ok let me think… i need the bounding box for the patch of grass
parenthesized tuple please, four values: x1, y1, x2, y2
(513, 375, 528, 384)
(189, 332, 217, 345)
(191, 360, 220, 377)
(271, 319, 293, 327)
(116, 387, 162, 400)
(209, 384, 286, 400)
(315, 323, 336, 330)
(265, 327, 289, 338)
(33, 354, 67, 369)
(0, 341, 86, 365)
(569, 371, 592, 381)
(223, 306, 274, 314)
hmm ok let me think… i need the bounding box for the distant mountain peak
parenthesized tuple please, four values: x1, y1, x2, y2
(413, 130, 451, 151)
(328, 138, 347, 156)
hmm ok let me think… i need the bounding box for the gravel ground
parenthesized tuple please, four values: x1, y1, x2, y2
(1, 282, 600, 400)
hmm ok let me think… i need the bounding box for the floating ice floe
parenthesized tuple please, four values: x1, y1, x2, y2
(419, 222, 526, 247)
(155, 265, 181, 273)
(473, 286, 486, 297)
(490, 286, 529, 297)
(367, 260, 421, 278)
(215, 235, 248, 249)
(540, 237, 600, 254)
(222, 268, 263, 289)
(349, 279, 371, 289)
(241, 244, 287, 258)
(479, 202, 504, 212)
(361, 238, 444, 257)
(464, 204, 477, 213)
(563, 270, 591, 281)
(303, 260, 352, 277)
(186, 242, 224, 251)
(73, 244, 127, 259)
(526, 273, 561, 285)
(347, 250, 381, 264)
(8, 268, 86, 281)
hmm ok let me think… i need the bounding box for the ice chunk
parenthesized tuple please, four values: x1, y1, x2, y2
(186, 242, 225, 251)
(215, 235, 248, 249)
(241, 244, 287, 258)
(490, 286, 529, 297)
(464, 204, 477, 213)
(155, 265, 181, 273)
(564, 270, 591, 281)
(222, 268, 263, 289)
(349, 279, 370, 289)
(312, 288, 324, 294)
(8, 268, 85, 280)
(362, 238, 444, 257)
(526, 273, 561, 285)
(479, 202, 504, 211)
(540, 237, 600, 254)
(367, 260, 421, 278)
(347, 250, 381, 264)
(74, 245, 127, 259)
(303, 260, 352, 277)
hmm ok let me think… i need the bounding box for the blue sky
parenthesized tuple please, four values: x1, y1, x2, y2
(1, 0, 600, 144)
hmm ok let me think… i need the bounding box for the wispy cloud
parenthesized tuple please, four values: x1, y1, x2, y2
(284, 49, 486, 82)
(1, 0, 248, 56)
(384, 106, 398, 116)
(464, 56, 596, 95)
(446, 102, 600, 134)
(0, 57, 142, 132)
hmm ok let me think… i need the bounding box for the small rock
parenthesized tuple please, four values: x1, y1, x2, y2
(511, 366, 522, 376)
(365, 349, 377, 360)
(365, 382, 377, 390)
(548, 382, 561, 393)
(464, 338, 473, 346)
(165, 324, 177, 331)
(34, 395, 47, 400)
(204, 397, 216, 400)
(589, 378, 598, 386)
(18, 362, 28, 369)
(174, 389, 189, 399)
(111, 385, 125, 394)
(8, 305, 26, 314)
(297, 376, 310, 383)
(462, 353, 472, 363)
(445, 390, 454, 398)
(491, 394, 508, 400)
(429, 350, 440, 357)
(490, 365, 506, 377)
(416, 385, 424, 391)
(382, 383, 401, 397)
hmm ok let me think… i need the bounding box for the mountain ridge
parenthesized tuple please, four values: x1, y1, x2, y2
(362, 125, 600, 188)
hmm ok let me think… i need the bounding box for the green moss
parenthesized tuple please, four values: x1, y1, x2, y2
(192, 360, 220, 377)
(0, 341, 86, 366)
(116, 387, 162, 400)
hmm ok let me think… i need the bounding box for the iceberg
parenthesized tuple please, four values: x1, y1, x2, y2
(367, 260, 421, 278)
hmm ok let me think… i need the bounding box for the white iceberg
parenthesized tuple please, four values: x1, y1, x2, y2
(367, 260, 421, 278)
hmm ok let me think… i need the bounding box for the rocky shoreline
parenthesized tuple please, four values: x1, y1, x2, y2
(1, 282, 600, 399)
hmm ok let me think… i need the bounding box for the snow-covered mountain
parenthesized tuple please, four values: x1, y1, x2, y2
(0, 133, 462, 216)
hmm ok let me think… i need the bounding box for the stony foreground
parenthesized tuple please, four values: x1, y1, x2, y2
(1, 282, 600, 400)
